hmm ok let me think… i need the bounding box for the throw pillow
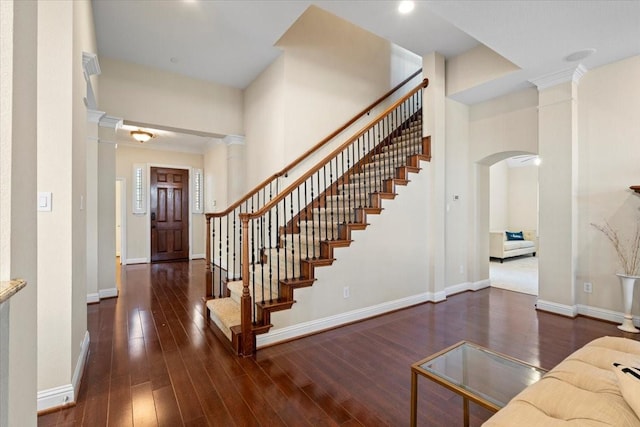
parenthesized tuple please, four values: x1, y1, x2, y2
(505, 231, 524, 241)
(613, 362, 640, 419)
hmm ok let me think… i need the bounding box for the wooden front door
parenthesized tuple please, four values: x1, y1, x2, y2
(150, 167, 189, 262)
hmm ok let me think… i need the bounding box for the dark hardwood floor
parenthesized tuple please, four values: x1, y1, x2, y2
(38, 260, 638, 426)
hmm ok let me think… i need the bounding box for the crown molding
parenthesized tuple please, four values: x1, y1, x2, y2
(529, 64, 588, 90)
(99, 115, 123, 129)
(82, 52, 101, 77)
(223, 135, 245, 145)
(87, 109, 105, 124)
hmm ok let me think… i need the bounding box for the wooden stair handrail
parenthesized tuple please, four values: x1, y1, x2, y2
(205, 68, 423, 220)
(239, 78, 429, 222)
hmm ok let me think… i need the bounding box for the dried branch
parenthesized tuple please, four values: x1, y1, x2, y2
(591, 220, 640, 276)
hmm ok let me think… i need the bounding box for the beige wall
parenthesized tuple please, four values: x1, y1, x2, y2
(0, 0, 38, 424)
(446, 44, 519, 97)
(490, 160, 509, 230)
(490, 161, 538, 231)
(445, 100, 471, 287)
(577, 56, 640, 314)
(508, 165, 538, 231)
(36, 0, 95, 409)
(99, 57, 243, 137)
(37, 0, 74, 393)
(243, 5, 421, 195)
(244, 54, 285, 190)
(115, 146, 205, 262)
(264, 160, 433, 343)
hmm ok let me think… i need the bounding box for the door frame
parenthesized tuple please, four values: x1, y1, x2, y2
(116, 177, 127, 265)
(145, 163, 194, 262)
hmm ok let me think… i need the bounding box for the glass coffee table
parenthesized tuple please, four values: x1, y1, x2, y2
(410, 341, 546, 426)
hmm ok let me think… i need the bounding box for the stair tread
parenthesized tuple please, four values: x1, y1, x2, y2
(206, 298, 240, 340)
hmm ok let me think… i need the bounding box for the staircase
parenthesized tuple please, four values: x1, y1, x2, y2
(205, 76, 430, 355)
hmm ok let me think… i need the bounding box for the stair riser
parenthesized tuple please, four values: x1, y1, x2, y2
(312, 211, 357, 222)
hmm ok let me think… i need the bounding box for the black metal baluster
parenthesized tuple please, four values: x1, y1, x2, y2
(290, 192, 296, 278)
(268, 188, 273, 306)
(329, 161, 334, 240)
(322, 165, 327, 242)
(250, 215, 256, 324)
(311, 175, 316, 258)
(274, 200, 280, 298)
(395, 105, 400, 169)
(341, 151, 346, 225)
(218, 217, 223, 298)
(303, 180, 309, 260)
(357, 136, 363, 209)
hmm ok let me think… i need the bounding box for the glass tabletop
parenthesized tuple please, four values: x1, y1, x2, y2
(413, 341, 546, 409)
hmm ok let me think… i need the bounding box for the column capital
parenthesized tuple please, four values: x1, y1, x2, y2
(529, 64, 587, 91)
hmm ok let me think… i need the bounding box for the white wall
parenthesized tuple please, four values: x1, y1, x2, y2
(115, 145, 206, 262)
(0, 0, 38, 423)
(99, 57, 243, 137)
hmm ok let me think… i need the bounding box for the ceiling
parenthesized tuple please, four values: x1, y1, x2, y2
(92, 0, 640, 151)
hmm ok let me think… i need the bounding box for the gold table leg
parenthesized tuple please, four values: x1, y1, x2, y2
(463, 397, 469, 427)
(410, 370, 418, 426)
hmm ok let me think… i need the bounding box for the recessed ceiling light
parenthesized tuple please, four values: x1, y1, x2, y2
(564, 48, 596, 62)
(398, 1, 415, 14)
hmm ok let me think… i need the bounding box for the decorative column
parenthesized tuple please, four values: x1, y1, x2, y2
(530, 65, 586, 316)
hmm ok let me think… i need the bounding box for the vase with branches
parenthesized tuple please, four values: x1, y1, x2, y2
(592, 220, 640, 277)
(592, 219, 640, 333)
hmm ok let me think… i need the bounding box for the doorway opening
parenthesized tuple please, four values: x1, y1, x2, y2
(488, 154, 539, 295)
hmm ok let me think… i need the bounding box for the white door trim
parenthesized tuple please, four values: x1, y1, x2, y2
(116, 177, 127, 265)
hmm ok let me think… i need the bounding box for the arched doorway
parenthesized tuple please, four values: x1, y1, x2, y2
(475, 151, 539, 295)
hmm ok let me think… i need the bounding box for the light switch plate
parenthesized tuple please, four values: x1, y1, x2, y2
(38, 192, 52, 212)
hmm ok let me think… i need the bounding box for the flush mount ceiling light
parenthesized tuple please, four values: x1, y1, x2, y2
(130, 130, 154, 143)
(398, 1, 415, 14)
(564, 48, 596, 62)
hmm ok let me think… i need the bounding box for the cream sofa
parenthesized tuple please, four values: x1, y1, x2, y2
(490, 230, 536, 262)
(484, 336, 640, 426)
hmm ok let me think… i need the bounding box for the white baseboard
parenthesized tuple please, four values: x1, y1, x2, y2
(37, 331, 89, 412)
(473, 279, 491, 291)
(72, 331, 90, 401)
(126, 258, 147, 264)
(536, 299, 578, 317)
(577, 304, 640, 326)
(256, 292, 435, 348)
(99, 287, 118, 299)
(191, 253, 205, 260)
(86, 293, 100, 304)
(87, 288, 118, 304)
(445, 279, 490, 297)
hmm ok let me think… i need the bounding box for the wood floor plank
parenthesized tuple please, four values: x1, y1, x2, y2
(39, 260, 640, 426)
(162, 350, 206, 423)
(152, 385, 183, 427)
(107, 374, 133, 427)
(131, 382, 158, 427)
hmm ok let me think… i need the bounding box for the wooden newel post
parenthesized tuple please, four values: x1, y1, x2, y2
(204, 215, 212, 300)
(239, 214, 255, 356)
